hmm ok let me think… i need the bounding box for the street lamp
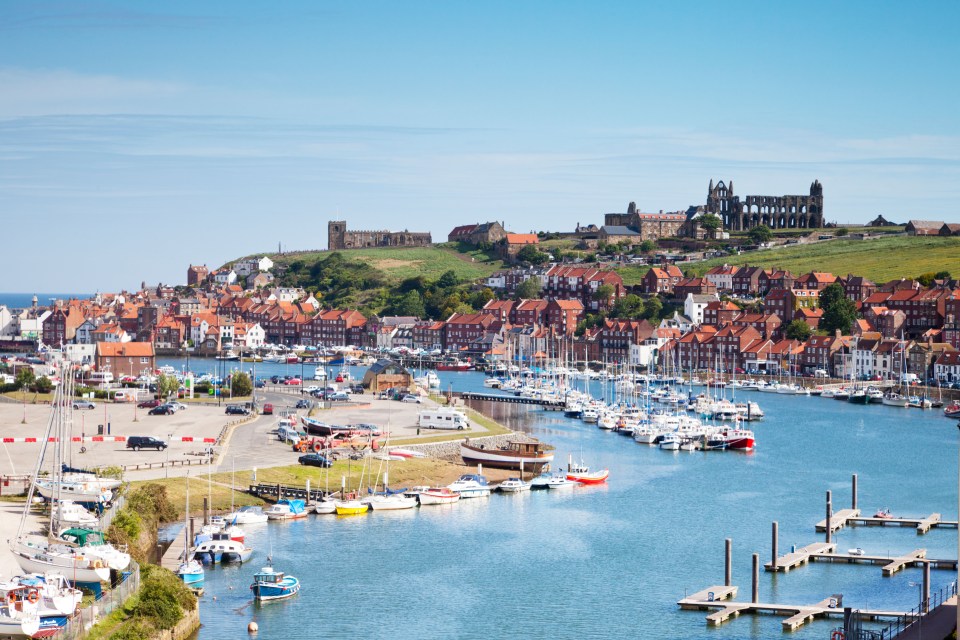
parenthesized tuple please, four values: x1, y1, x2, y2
(908, 580, 923, 639)
(165, 432, 172, 478)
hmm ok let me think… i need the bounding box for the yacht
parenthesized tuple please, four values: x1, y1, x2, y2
(497, 478, 530, 493)
(447, 474, 491, 499)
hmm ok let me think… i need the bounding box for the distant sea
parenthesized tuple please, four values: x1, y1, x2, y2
(0, 293, 91, 309)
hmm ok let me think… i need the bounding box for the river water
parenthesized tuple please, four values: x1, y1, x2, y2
(160, 360, 958, 639)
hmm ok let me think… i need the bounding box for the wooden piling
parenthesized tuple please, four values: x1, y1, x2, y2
(725, 538, 732, 586)
(771, 522, 778, 570)
(826, 491, 833, 544)
(851, 473, 858, 510)
(752, 553, 759, 603)
(923, 561, 930, 613)
(203, 496, 209, 526)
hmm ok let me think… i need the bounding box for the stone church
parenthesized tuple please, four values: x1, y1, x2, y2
(328, 221, 432, 251)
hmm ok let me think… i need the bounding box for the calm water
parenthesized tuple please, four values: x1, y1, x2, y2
(167, 361, 958, 639)
(0, 292, 91, 309)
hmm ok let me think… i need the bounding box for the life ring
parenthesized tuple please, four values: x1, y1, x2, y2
(832, 631, 845, 640)
(92, 560, 104, 569)
(9, 592, 17, 603)
(27, 591, 39, 604)
(313, 442, 322, 453)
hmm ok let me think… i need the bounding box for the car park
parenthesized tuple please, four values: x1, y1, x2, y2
(148, 404, 175, 415)
(298, 453, 333, 468)
(126, 436, 168, 451)
(72, 400, 96, 410)
(137, 399, 161, 409)
(225, 405, 250, 416)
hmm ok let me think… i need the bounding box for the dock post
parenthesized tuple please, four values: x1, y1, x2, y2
(852, 474, 858, 510)
(923, 561, 930, 613)
(306, 479, 311, 505)
(771, 522, 778, 569)
(189, 517, 195, 544)
(826, 490, 833, 544)
(203, 497, 209, 526)
(752, 553, 759, 603)
(725, 538, 732, 586)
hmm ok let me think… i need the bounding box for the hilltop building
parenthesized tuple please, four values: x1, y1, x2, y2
(328, 220, 432, 250)
(704, 179, 824, 230)
(447, 222, 507, 246)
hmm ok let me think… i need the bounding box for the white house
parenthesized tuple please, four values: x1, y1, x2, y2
(64, 343, 96, 365)
(17, 310, 50, 340)
(234, 322, 265, 349)
(485, 273, 506, 289)
(233, 256, 275, 277)
(213, 269, 238, 285)
(659, 311, 693, 335)
(0, 306, 15, 337)
(684, 293, 718, 326)
(934, 352, 960, 382)
(704, 264, 739, 292)
(268, 287, 304, 303)
(74, 319, 99, 344)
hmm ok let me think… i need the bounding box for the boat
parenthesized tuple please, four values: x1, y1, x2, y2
(388, 448, 428, 459)
(251, 566, 300, 602)
(848, 547, 865, 556)
(367, 493, 417, 510)
(264, 499, 309, 520)
(545, 473, 577, 490)
(7, 573, 82, 627)
(833, 388, 850, 401)
(565, 456, 609, 485)
(848, 389, 869, 404)
(866, 386, 885, 403)
(192, 533, 253, 564)
(417, 487, 461, 505)
(56, 528, 131, 571)
(459, 438, 554, 472)
(177, 559, 205, 587)
(943, 403, 960, 419)
(874, 507, 893, 519)
(436, 359, 472, 372)
(483, 377, 503, 389)
(314, 498, 338, 514)
(881, 392, 908, 408)
(0, 592, 40, 638)
(720, 426, 756, 451)
(907, 395, 932, 409)
(51, 501, 99, 527)
(334, 498, 369, 515)
(659, 432, 682, 451)
(215, 350, 239, 361)
(33, 478, 112, 504)
(300, 416, 356, 437)
(497, 478, 530, 493)
(221, 505, 269, 525)
(447, 473, 492, 499)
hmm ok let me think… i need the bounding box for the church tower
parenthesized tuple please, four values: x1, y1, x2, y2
(328, 220, 347, 251)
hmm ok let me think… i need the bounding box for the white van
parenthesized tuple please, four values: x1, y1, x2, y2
(111, 390, 134, 403)
(89, 371, 114, 386)
(418, 408, 469, 430)
(277, 419, 301, 444)
(900, 373, 919, 384)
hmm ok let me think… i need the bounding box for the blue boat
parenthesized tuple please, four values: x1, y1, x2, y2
(177, 559, 205, 586)
(251, 566, 300, 602)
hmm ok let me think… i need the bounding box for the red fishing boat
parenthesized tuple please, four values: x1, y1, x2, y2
(564, 455, 609, 485)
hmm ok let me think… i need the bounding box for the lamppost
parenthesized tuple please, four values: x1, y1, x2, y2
(908, 580, 923, 639)
(165, 432, 172, 478)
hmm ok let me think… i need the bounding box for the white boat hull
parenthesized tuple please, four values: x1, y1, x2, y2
(367, 495, 417, 510)
(0, 613, 40, 638)
(12, 546, 111, 583)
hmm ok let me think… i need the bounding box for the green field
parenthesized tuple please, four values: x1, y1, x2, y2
(618, 236, 959, 284)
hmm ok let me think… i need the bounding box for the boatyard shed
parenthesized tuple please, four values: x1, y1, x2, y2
(362, 359, 414, 393)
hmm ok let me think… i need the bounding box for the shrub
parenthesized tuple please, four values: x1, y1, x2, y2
(108, 509, 142, 544)
(108, 619, 155, 640)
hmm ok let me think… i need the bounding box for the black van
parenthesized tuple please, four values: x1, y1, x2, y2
(126, 436, 168, 451)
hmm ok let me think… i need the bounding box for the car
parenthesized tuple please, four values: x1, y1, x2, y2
(148, 405, 175, 415)
(349, 384, 365, 395)
(137, 399, 161, 409)
(298, 453, 333, 468)
(72, 400, 96, 410)
(262, 403, 274, 415)
(270, 375, 282, 384)
(328, 391, 349, 401)
(126, 436, 168, 451)
(303, 385, 321, 394)
(400, 394, 422, 403)
(285, 378, 302, 386)
(295, 399, 312, 409)
(225, 405, 250, 416)
(168, 402, 187, 411)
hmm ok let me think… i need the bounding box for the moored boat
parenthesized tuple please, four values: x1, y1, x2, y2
(497, 478, 530, 493)
(417, 487, 460, 505)
(565, 456, 609, 485)
(334, 499, 369, 515)
(447, 474, 491, 499)
(264, 499, 309, 521)
(177, 559, 205, 586)
(251, 566, 300, 602)
(192, 534, 253, 564)
(459, 438, 554, 472)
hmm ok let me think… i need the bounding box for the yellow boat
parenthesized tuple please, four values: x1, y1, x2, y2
(334, 500, 369, 515)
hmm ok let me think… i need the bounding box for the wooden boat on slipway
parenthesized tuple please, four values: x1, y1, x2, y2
(459, 438, 554, 472)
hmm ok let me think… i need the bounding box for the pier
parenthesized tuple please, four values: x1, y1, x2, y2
(764, 541, 835, 572)
(458, 391, 566, 409)
(841, 512, 958, 534)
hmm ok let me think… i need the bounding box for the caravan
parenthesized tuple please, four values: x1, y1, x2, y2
(417, 408, 469, 430)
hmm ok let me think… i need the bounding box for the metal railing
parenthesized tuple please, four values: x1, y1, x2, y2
(866, 582, 957, 640)
(54, 561, 141, 639)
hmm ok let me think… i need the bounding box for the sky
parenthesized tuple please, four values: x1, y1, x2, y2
(2, 1, 959, 292)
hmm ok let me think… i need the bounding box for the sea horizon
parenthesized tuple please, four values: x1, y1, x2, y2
(0, 292, 93, 309)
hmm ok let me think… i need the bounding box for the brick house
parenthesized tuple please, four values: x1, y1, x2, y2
(512, 299, 548, 326)
(541, 265, 625, 311)
(95, 341, 155, 378)
(758, 269, 795, 296)
(443, 313, 498, 351)
(641, 265, 684, 295)
(800, 334, 844, 375)
(545, 299, 584, 336)
(499, 234, 540, 261)
(841, 274, 877, 302)
(731, 266, 765, 296)
(702, 300, 741, 328)
(704, 264, 740, 292)
(597, 319, 655, 363)
(672, 277, 717, 300)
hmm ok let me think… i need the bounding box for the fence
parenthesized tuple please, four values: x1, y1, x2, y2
(855, 582, 957, 639)
(0, 474, 31, 496)
(54, 561, 141, 640)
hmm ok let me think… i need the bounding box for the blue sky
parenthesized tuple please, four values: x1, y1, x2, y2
(2, 1, 958, 291)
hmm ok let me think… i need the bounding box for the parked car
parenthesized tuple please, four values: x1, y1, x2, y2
(298, 453, 333, 468)
(329, 391, 349, 401)
(72, 400, 96, 410)
(167, 402, 187, 411)
(225, 405, 250, 416)
(262, 403, 274, 415)
(400, 394, 422, 404)
(137, 399, 161, 409)
(148, 405, 175, 415)
(349, 384, 365, 395)
(295, 399, 312, 409)
(126, 436, 168, 450)
(285, 378, 302, 386)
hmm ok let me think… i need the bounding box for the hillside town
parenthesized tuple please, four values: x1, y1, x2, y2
(3, 245, 960, 386)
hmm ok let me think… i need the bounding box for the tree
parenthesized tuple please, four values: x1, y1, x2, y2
(156, 373, 180, 399)
(393, 290, 426, 317)
(611, 294, 644, 319)
(14, 367, 35, 390)
(935, 270, 952, 281)
(835, 227, 849, 237)
(917, 272, 937, 287)
(748, 225, 772, 245)
(516, 244, 548, 265)
(435, 270, 460, 289)
(819, 282, 858, 335)
(231, 372, 252, 398)
(784, 319, 813, 341)
(593, 284, 615, 307)
(642, 295, 663, 322)
(699, 214, 722, 234)
(515, 277, 542, 301)
(33, 375, 53, 393)
(638, 240, 656, 254)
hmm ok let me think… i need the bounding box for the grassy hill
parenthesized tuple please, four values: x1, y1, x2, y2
(617, 236, 960, 285)
(245, 245, 502, 285)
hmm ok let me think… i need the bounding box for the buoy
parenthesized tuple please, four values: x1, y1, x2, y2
(248, 621, 258, 633)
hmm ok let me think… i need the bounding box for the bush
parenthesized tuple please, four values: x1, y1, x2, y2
(108, 619, 155, 640)
(32, 376, 54, 393)
(129, 566, 196, 630)
(108, 509, 142, 544)
(0, 383, 18, 394)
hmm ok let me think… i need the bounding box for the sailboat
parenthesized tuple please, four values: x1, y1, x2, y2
(251, 566, 300, 602)
(10, 369, 120, 586)
(177, 474, 204, 586)
(367, 421, 417, 511)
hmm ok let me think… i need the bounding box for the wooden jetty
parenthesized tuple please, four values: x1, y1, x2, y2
(458, 391, 566, 409)
(841, 512, 959, 535)
(161, 528, 188, 571)
(815, 508, 860, 533)
(765, 542, 835, 572)
(808, 549, 957, 575)
(678, 591, 907, 631)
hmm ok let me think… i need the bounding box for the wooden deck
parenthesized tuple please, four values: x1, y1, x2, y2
(161, 526, 188, 571)
(764, 541, 836, 573)
(678, 591, 907, 631)
(809, 549, 952, 575)
(815, 508, 860, 533)
(842, 513, 958, 534)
